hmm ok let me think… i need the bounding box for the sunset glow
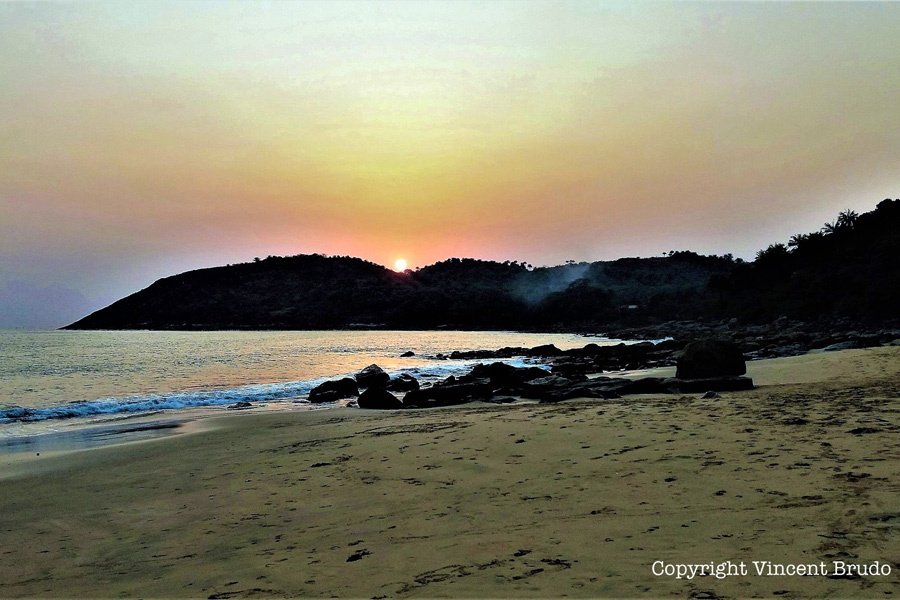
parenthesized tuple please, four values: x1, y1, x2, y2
(1, 1, 899, 327)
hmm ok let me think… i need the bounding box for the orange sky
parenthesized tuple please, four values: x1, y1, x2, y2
(1, 1, 898, 327)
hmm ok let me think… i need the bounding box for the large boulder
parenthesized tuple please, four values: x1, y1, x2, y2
(675, 339, 746, 379)
(308, 377, 359, 403)
(527, 344, 563, 357)
(356, 364, 390, 389)
(358, 387, 403, 410)
(386, 373, 420, 392)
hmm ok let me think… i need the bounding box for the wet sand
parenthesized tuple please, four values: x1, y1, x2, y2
(1, 347, 899, 598)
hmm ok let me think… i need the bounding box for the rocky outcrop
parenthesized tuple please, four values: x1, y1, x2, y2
(607, 319, 900, 360)
(814, 341, 861, 352)
(308, 377, 359, 403)
(550, 340, 682, 377)
(467, 362, 549, 387)
(358, 387, 403, 409)
(536, 375, 753, 402)
(356, 364, 390, 389)
(675, 339, 746, 379)
(341, 337, 764, 411)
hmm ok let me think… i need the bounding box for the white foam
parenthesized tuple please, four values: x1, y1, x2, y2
(0, 358, 550, 424)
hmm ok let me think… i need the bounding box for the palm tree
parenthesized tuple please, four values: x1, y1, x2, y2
(822, 209, 859, 234)
(836, 209, 859, 230)
(821, 220, 838, 235)
(788, 233, 808, 250)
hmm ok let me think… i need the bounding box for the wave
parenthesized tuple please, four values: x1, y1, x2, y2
(0, 358, 549, 424)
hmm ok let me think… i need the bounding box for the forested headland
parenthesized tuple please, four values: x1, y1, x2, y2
(64, 199, 900, 332)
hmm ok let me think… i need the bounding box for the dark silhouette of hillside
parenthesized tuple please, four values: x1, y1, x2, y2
(64, 199, 899, 331)
(63, 252, 734, 330)
(711, 198, 900, 324)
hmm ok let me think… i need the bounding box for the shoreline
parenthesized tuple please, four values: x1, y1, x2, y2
(0, 343, 892, 456)
(0, 329, 609, 433)
(1, 347, 898, 597)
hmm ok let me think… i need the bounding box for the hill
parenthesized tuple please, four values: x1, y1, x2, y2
(63, 253, 734, 331)
(64, 199, 900, 331)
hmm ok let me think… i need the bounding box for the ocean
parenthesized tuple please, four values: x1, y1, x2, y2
(0, 329, 634, 440)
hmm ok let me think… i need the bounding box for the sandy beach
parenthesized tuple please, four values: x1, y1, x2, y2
(1, 347, 899, 598)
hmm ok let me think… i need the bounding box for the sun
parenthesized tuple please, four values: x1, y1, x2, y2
(394, 258, 408, 272)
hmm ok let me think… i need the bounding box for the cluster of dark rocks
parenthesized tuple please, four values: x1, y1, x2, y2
(432, 340, 680, 375)
(307, 364, 421, 409)
(605, 318, 900, 360)
(307, 338, 756, 410)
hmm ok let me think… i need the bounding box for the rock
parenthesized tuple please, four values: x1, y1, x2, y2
(551, 362, 597, 378)
(356, 364, 390, 389)
(468, 362, 548, 387)
(701, 391, 721, 399)
(434, 375, 458, 387)
(527, 344, 563, 357)
(496, 346, 529, 358)
(227, 401, 254, 410)
(357, 387, 403, 409)
(521, 375, 625, 402)
(819, 341, 861, 352)
(526, 375, 572, 388)
(616, 377, 671, 394)
(768, 343, 806, 357)
(675, 339, 746, 379)
(537, 385, 621, 403)
(888, 339, 900, 347)
(485, 396, 517, 404)
(400, 350, 415, 357)
(519, 375, 576, 399)
(308, 377, 359, 403)
(386, 373, 420, 392)
(809, 336, 836, 349)
(447, 347, 531, 360)
(402, 383, 492, 409)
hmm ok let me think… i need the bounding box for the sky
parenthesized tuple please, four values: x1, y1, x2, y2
(1, 1, 898, 328)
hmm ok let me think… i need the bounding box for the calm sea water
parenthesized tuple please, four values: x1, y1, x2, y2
(0, 330, 631, 437)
